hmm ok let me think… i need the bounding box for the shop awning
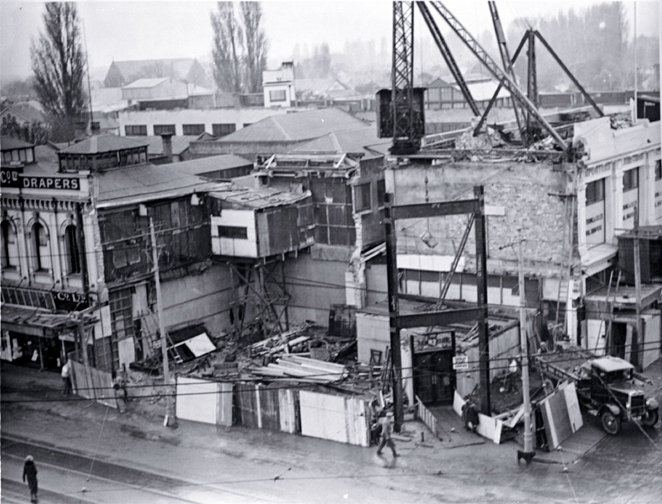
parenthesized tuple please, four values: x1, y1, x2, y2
(1, 304, 80, 337)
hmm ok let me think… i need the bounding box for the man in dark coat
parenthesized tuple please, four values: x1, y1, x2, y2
(376, 411, 398, 457)
(22, 455, 38, 502)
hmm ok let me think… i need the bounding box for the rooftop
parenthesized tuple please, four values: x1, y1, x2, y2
(96, 163, 222, 208)
(217, 107, 368, 143)
(59, 135, 150, 155)
(209, 184, 310, 210)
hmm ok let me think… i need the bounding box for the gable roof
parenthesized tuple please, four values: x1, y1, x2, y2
(105, 58, 201, 83)
(290, 126, 389, 158)
(1, 102, 46, 123)
(58, 135, 149, 154)
(123, 78, 171, 89)
(218, 108, 368, 143)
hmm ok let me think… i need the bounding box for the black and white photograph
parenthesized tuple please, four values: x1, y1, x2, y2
(1, 0, 661, 502)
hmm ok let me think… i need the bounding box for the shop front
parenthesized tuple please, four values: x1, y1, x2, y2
(1, 304, 81, 371)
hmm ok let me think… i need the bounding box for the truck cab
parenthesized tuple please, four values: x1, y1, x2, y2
(584, 356, 658, 435)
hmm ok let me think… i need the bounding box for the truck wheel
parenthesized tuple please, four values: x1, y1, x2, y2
(601, 410, 622, 435)
(641, 410, 658, 428)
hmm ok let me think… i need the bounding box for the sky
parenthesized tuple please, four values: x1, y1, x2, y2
(1, 0, 660, 83)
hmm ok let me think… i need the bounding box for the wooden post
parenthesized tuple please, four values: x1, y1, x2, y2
(474, 186, 491, 415)
(517, 235, 534, 461)
(633, 209, 643, 370)
(150, 217, 176, 426)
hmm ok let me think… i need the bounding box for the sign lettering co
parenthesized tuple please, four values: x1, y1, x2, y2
(1, 170, 80, 190)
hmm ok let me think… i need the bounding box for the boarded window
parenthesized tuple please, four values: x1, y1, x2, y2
(219, 226, 248, 239)
(183, 124, 205, 135)
(212, 123, 236, 137)
(125, 125, 147, 136)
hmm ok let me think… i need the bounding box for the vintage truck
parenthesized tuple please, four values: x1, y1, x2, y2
(534, 352, 659, 435)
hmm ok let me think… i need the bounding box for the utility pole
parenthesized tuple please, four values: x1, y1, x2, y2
(150, 217, 176, 427)
(384, 193, 405, 431)
(633, 208, 643, 370)
(516, 233, 534, 463)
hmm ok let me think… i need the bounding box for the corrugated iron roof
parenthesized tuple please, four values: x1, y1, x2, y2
(209, 184, 310, 209)
(96, 163, 223, 208)
(126, 135, 199, 156)
(171, 154, 253, 176)
(290, 127, 389, 158)
(59, 134, 150, 154)
(218, 107, 368, 143)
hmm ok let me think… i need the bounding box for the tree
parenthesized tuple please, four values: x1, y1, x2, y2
(240, 2, 268, 94)
(211, 2, 244, 93)
(30, 2, 86, 141)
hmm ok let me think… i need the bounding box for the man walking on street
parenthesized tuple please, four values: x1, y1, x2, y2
(376, 411, 398, 457)
(23, 455, 38, 502)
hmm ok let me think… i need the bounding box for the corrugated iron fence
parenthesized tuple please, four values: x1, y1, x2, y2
(175, 378, 369, 446)
(69, 360, 116, 408)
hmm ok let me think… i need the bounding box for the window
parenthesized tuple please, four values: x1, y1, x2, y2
(212, 123, 236, 137)
(377, 179, 386, 206)
(354, 182, 372, 212)
(1, 220, 17, 268)
(269, 89, 287, 102)
(182, 124, 206, 135)
(586, 178, 605, 204)
(623, 168, 639, 190)
(655, 160, 661, 180)
(242, 123, 252, 128)
(125, 125, 147, 136)
(64, 224, 81, 275)
(153, 124, 176, 136)
(218, 226, 248, 239)
(31, 222, 49, 271)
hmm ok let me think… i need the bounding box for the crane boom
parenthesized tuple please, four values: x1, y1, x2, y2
(416, 2, 480, 116)
(488, 1, 527, 144)
(428, 1, 568, 150)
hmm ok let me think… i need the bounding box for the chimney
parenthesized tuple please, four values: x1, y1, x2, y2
(160, 134, 173, 163)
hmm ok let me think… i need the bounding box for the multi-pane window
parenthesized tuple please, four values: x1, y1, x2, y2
(1, 220, 17, 268)
(586, 178, 605, 204)
(269, 89, 287, 102)
(125, 125, 147, 136)
(212, 123, 236, 137)
(218, 226, 248, 239)
(354, 182, 372, 212)
(183, 124, 206, 135)
(153, 124, 176, 136)
(655, 160, 661, 180)
(64, 224, 81, 275)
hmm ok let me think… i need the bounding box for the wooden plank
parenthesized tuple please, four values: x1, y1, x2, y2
(393, 199, 480, 219)
(259, 386, 280, 431)
(217, 381, 233, 427)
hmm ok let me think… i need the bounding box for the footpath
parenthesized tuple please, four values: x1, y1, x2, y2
(2, 360, 662, 503)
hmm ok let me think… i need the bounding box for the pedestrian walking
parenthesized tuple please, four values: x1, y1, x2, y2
(376, 411, 398, 457)
(22, 455, 38, 502)
(61, 359, 72, 395)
